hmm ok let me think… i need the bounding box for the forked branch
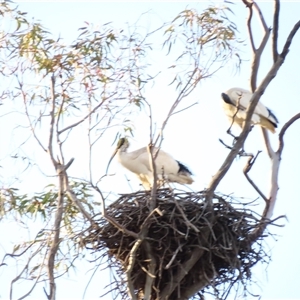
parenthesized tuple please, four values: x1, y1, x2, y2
(242, 0, 271, 91)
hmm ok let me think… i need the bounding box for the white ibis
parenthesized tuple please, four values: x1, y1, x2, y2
(221, 87, 278, 133)
(106, 138, 194, 189)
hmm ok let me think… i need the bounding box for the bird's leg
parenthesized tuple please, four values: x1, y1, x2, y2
(226, 127, 238, 141)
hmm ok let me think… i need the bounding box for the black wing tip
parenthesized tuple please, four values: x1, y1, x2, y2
(176, 160, 193, 175)
(221, 92, 233, 105)
(266, 108, 279, 128)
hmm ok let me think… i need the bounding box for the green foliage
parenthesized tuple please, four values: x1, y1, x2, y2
(163, 5, 241, 90)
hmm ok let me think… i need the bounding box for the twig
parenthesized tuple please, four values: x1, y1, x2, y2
(165, 245, 182, 269)
(174, 199, 199, 233)
(58, 95, 112, 134)
(94, 184, 139, 239)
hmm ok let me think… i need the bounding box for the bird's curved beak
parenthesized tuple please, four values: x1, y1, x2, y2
(106, 148, 118, 174)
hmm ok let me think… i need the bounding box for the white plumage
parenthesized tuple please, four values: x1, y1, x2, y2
(106, 138, 194, 189)
(221, 87, 278, 133)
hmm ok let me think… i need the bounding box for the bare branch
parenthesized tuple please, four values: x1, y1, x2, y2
(272, 0, 280, 62)
(243, 151, 268, 201)
(261, 128, 275, 159)
(278, 112, 300, 155)
(245, 2, 256, 53)
(58, 96, 110, 135)
(154, 68, 198, 148)
(280, 20, 300, 59)
(242, 0, 271, 91)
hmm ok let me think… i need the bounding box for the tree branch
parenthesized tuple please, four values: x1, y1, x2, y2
(278, 112, 300, 155)
(48, 75, 57, 167)
(58, 95, 111, 135)
(245, 2, 255, 53)
(261, 128, 275, 159)
(160, 246, 206, 298)
(280, 19, 300, 60)
(272, 0, 280, 62)
(245, 1, 271, 91)
(47, 165, 64, 300)
(243, 151, 268, 201)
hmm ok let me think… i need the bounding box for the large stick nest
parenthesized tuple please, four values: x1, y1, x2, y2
(84, 189, 276, 299)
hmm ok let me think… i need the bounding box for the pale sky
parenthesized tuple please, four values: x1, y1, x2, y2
(1, 1, 300, 300)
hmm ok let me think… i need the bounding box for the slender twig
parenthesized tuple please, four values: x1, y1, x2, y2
(94, 184, 139, 239)
(165, 245, 182, 269)
(58, 95, 111, 134)
(9, 245, 44, 300)
(17, 76, 47, 152)
(174, 199, 199, 233)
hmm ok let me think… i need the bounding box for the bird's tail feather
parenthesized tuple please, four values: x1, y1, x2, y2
(260, 117, 276, 133)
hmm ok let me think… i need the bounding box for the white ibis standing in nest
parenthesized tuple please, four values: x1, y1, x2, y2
(106, 138, 194, 189)
(221, 87, 278, 134)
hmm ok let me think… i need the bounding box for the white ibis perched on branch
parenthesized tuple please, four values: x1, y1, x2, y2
(106, 138, 194, 189)
(221, 87, 278, 133)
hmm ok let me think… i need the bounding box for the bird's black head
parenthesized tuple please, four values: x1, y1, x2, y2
(221, 92, 233, 105)
(117, 137, 129, 150)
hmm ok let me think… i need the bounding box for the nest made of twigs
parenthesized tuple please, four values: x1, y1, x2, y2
(83, 189, 275, 300)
